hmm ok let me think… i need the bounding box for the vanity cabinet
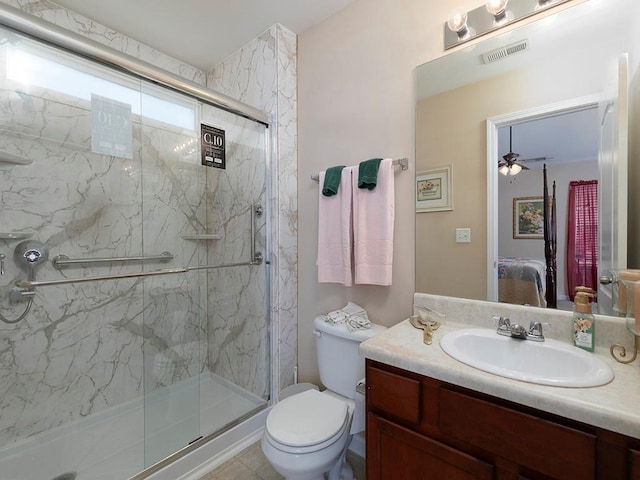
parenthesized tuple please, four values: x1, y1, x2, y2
(366, 360, 640, 480)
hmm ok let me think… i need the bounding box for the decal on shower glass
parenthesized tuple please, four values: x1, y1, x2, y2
(201, 124, 226, 169)
(90, 94, 133, 159)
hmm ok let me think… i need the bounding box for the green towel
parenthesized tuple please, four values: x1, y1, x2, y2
(358, 158, 383, 190)
(322, 165, 346, 196)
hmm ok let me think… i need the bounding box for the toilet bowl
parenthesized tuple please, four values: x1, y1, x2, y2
(262, 389, 354, 480)
(262, 316, 386, 480)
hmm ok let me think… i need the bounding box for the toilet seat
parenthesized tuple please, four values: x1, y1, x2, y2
(266, 390, 349, 449)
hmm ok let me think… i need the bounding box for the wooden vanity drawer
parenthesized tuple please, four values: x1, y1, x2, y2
(439, 388, 596, 480)
(367, 365, 421, 424)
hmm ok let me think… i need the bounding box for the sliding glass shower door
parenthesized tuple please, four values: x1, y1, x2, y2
(0, 23, 270, 480)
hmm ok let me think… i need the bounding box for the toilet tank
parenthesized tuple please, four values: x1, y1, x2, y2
(313, 316, 387, 399)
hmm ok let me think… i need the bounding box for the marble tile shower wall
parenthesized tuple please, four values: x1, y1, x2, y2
(139, 107, 209, 394)
(204, 106, 269, 398)
(0, 77, 209, 448)
(0, 0, 298, 450)
(208, 24, 298, 394)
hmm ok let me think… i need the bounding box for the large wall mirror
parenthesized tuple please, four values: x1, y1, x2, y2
(416, 0, 640, 314)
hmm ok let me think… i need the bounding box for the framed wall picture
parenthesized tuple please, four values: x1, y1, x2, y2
(416, 165, 453, 213)
(513, 196, 544, 239)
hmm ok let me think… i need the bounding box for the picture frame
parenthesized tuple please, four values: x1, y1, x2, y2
(416, 165, 453, 213)
(513, 196, 544, 239)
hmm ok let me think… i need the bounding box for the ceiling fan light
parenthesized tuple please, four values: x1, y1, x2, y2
(510, 163, 522, 175)
(499, 165, 510, 176)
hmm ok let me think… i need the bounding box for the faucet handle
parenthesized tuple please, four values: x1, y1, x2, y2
(492, 316, 511, 335)
(527, 321, 548, 342)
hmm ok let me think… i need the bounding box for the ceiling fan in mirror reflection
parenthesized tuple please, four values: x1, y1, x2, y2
(498, 126, 530, 176)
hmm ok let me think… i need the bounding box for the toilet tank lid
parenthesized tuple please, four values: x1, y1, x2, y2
(314, 316, 387, 341)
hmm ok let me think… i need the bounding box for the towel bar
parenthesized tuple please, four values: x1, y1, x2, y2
(311, 157, 408, 182)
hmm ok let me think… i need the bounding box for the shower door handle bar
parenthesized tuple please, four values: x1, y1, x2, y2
(51, 251, 174, 270)
(15, 259, 262, 289)
(251, 204, 263, 264)
(186, 259, 262, 271)
(16, 267, 188, 288)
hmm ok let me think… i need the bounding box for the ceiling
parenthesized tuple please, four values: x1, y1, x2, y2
(498, 107, 599, 168)
(52, 0, 354, 71)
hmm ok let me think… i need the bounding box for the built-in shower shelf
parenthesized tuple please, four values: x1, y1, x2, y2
(0, 152, 32, 165)
(180, 234, 223, 241)
(0, 232, 33, 240)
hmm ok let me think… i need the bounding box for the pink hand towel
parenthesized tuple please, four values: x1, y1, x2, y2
(317, 167, 353, 286)
(352, 158, 394, 285)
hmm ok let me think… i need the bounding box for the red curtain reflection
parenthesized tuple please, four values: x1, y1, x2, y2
(566, 180, 598, 301)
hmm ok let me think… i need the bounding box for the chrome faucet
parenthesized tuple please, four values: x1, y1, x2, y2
(492, 316, 545, 342)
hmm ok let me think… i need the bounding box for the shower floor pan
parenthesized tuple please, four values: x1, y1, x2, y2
(0, 372, 266, 480)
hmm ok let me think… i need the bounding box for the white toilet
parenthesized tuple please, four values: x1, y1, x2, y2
(262, 315, 386, 480)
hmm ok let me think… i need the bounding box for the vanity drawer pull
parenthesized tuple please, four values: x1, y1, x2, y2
(367, 366, 421, 424)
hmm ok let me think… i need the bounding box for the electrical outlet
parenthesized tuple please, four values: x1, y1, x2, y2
(456, 228, 471, 243)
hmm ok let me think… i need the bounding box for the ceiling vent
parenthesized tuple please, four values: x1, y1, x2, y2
(481, 39, 529, 64)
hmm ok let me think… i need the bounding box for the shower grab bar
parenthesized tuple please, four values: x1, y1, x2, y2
(51, 251, 174, 270)
(17, 205, 265, 288)
(16, 258, 263, 289)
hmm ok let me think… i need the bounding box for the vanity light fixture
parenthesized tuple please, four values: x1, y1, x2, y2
(447, 7, 469, 37)
(485, 0, 509, 19)
(444, 0, 572, 50)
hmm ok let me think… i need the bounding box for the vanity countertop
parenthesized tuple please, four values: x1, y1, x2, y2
(360, 318, 640, 439)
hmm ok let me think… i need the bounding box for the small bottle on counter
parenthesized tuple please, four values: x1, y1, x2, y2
(573, 286, 595, 352)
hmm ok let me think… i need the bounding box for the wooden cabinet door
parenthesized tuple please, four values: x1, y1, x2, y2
(630, 449, 640, 480)
(367, 413, 494, 480)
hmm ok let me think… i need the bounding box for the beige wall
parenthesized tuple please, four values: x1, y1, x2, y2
(297, 0, 582, 385)
(416, 70, 530, 299)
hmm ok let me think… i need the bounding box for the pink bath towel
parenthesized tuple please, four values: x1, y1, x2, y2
(352, 158, 394, 285)
(317, 167, 354, 286)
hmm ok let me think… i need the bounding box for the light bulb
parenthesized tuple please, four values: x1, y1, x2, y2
(447, 8, 468, 35)
(510, 163, 522, 175)
(486, 0, 509, 17)
(499, 165, 509, 176)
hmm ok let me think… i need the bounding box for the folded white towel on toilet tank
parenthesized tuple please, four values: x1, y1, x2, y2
(323, 302, 371, 332)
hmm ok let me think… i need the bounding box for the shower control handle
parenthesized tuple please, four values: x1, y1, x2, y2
(0, 253, 4, 275)
(23, 249, 42, 264)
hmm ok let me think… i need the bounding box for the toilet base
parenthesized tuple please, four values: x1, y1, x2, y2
(261, 428, 353, 480)
(327, 447, 354, 480)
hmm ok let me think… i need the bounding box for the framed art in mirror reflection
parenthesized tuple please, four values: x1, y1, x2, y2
(416, 165, 453, 213)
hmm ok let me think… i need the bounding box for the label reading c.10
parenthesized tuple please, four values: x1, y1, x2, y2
(201, 124, 225, 169)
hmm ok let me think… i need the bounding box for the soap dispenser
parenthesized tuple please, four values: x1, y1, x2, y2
(573, 286, 595, 352)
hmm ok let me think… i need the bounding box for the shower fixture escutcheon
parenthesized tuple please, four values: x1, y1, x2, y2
(0, 240, 48, 324)
(14, 240, 49, 276)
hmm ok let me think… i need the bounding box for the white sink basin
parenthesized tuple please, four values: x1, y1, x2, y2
(440, 328, 614, 387)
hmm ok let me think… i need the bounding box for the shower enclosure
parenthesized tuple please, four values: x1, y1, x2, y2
(0, 17, 271, 480)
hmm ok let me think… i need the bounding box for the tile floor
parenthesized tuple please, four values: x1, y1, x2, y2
(197, 440, 365, 480)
